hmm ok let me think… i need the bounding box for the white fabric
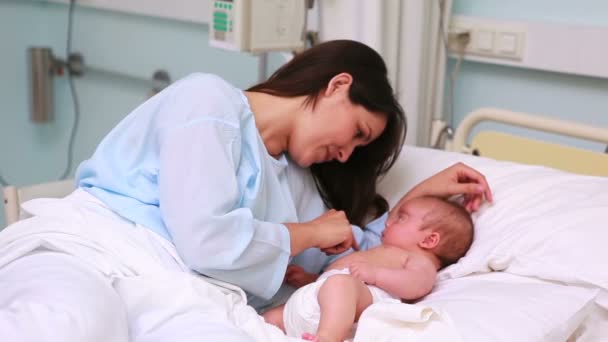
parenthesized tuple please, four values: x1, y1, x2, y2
(282, 268, 398, 339)
(0, 189, 462, 341)
(418, 272, 598, 342)
(5, 145, 606, 341)
(354, 302, 463, 342)
(0, 190, 298, 342)
(569, 297, 608, 342)
(0, 252, 129, 342)
(379, 146, 608, 291)
(377, 146, 608, 340)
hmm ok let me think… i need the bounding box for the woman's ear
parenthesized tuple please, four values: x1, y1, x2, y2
(324, 72, 353, 97)
(419, 231, 440, 250)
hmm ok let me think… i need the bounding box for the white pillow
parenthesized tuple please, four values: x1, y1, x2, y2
(379, 146, 608, 290)
(418, 272, 597, 342)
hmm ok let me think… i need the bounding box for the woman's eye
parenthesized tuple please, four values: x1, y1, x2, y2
(398, 214, 407, 222)
(355, 129, 364, 139)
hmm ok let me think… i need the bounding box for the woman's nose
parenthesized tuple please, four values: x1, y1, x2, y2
(336, 145, 355, 163)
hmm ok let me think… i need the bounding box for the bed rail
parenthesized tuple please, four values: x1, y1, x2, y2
(449, 107, 608, 177)
(451, 107, 608, 153)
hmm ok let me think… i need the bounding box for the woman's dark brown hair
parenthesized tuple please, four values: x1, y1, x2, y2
(247, 40, 406, 226)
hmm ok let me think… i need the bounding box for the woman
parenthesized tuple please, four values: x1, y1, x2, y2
(0, 40, 491, 341)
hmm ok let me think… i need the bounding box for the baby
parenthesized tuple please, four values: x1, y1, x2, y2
(263, 196, 474, 342)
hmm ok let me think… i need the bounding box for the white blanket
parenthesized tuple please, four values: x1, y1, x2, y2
(0, 191, 461, 341)
(355, 302, 462, 342)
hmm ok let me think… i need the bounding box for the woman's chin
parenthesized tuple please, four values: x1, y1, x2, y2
(303, 160, 316, 168)
(293, 154, 324, 168)
(293, 156, 313, 168)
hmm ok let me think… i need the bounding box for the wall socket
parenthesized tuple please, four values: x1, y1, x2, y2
(448, 16, 527, 61)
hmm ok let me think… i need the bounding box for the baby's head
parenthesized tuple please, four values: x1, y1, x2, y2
(383, 196, 473, 268)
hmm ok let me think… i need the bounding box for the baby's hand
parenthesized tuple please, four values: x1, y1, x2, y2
(285, 265, 319, 288)
(349, 262, 377, 285)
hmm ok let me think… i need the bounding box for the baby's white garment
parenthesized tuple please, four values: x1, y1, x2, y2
(282, 268, 397, 338)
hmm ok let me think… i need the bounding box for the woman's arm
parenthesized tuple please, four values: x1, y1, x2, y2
(395, 162, 493, 213)
(286, 209, 358, 257)
(159, 121, 356, 299)
(159, 120, 297, 300)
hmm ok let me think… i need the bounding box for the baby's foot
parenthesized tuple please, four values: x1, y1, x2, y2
(302, 332, 342, 342)
(302, 332, 320, 341)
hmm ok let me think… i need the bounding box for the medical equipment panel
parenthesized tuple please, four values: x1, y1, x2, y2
(209, 0, 307, 53)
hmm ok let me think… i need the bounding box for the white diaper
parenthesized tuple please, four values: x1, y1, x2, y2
(282, 268, 397, 338)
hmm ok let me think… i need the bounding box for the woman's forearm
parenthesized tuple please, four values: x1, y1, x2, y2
(284, 222, 317, 256)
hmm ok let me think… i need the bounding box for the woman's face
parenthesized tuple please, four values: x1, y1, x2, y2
(289, 74, 388, 167)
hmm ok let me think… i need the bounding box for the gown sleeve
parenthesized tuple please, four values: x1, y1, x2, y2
(159, 118, 290, 300)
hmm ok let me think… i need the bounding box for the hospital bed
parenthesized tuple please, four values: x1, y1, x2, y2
(2, 107, 608, 341)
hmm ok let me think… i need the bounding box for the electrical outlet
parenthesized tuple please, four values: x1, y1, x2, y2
(449, 16, 527, 61)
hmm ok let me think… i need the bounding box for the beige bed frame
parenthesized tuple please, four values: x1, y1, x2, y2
(2, 179, 74, 227)
(450, 108, 608, 177)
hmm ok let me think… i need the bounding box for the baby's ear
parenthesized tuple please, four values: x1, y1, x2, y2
(419, 232, 440, 249)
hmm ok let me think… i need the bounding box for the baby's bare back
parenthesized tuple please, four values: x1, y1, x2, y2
(327, 245, 411, 271)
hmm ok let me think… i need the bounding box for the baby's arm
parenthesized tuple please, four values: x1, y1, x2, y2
(349, 255, 437, 301)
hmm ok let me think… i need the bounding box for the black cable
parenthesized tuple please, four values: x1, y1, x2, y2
(59, 0, 80, 180)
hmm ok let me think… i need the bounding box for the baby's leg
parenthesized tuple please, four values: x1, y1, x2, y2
(314, 274, 373, 342)
(263, 304, 286, 332)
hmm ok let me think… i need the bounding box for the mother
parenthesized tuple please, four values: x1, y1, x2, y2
(0, 40, 490, 341)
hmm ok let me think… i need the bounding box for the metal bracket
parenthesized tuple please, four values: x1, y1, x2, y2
(64, 52, 171, 93)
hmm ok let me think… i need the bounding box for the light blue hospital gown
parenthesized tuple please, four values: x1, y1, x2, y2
(76, 72, 388, 310)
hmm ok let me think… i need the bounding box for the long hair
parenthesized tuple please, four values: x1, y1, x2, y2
(248, 40, 406, 226)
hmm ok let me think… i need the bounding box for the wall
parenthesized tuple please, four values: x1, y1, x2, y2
(0, 1, 280, 226)
(447, 0, 608, 151)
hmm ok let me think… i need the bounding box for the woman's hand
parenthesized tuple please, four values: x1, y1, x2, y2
(285, 265, 319, 288)
(396, 162, 493, 213)
(313, 209, 360, 255)
(285, 209, 359, 256)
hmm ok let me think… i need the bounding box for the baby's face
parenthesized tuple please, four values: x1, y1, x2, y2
(382, 200, 434, 249)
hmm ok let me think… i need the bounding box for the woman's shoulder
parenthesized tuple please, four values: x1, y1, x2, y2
(167, 73, 248, 123)
(172, 73, 243, 103)
(175, 72, 235, 92)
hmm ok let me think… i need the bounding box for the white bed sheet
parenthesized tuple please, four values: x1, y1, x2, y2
(418, 272, 597, 342)
(376, 146, 608, 341)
